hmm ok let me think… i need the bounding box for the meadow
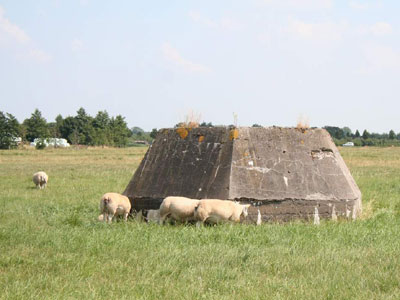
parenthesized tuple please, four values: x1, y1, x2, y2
(1, 146, 400, 299)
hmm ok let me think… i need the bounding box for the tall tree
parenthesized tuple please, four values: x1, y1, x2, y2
(355, 130, 360, 138)
(389, 130, 396, 140)
(54, 114, 64, 138)
(150, 128, 158, 139)
(92, 110, 111, 146)
(0, 112, 20, 149)
(23, 109, 49, 142)
(200, 122, 214, 127)
(342, 127, 352, 137)
(362, 129, 370, 139)
(131, 127, 145, 136)
(74, 108, 94, 145)
(324, 126, 344, 139)
(110, 115, 131, 147)
(59, 116, 78, 143)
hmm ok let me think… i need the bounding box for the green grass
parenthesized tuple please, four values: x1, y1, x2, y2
(1, 146, 400, 299)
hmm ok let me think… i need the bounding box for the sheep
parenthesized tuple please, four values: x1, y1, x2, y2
(99, 192, 131, 223)
(32, 171, 48, 189)
(194, 199, 250, 226)
(158, 196, 200, 225)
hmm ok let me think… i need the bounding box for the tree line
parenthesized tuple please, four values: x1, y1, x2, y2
(0, 108, 157, 149)
(1, 110, 399, 149)
(323, 126, 400, 147)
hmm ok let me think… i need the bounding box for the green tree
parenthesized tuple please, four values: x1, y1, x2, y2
(362, 129, 370, 139)
(75, 108, 94, 145)
(324, 126, 344, 139)
(53, 114, 64, 138)
(0, 112, 20, 149)
(92, 110, 111, 146)
(131, 127, 145, 136)
(23, 109, 49, 142)
(389, 130, 396, 140)
(342, 127, 352, 137)
(200, 122, 214, 127)
(109, 115, 131, 147)
(58, 109, 95, 145)
(150, 128, 158, 139)
(59, 116, 78, 143)
(48, 122, 57, 137)
(355, 130, 360, 138)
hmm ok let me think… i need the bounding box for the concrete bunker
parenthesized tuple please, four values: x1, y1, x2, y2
(123, 127, 362, 223)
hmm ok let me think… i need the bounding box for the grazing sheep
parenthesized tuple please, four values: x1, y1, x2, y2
(194, 199, 250, 226)
(32, 171, 48, 189)
(99, 193, 131, 223)
(159, 196, 200, 225)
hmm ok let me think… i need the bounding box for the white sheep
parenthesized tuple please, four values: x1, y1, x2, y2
(99, 193, 131, 223)
(32, 171, 48, 189)
(194, 199, 250, 225)
(158, 196, 200, 225)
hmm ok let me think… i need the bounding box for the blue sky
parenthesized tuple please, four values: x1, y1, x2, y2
(0, 0, 399, 132)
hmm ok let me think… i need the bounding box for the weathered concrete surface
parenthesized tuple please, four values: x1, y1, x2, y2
(123, 127, 233, 210)
(230, 127, 362, 222)
(123, 127, 362, 222)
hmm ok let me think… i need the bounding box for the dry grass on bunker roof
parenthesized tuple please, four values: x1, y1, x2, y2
(1, 146, 400, 300)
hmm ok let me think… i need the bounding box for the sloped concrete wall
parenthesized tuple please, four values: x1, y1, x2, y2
(230, 127, 362, 221)
(124, 126, 362, 221)
(123, 127, 233, 210)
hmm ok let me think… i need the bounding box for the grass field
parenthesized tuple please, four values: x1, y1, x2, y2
(1, 146, 400, 299)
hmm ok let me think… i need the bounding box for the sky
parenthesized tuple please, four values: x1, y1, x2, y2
(0, 0, 399, 133)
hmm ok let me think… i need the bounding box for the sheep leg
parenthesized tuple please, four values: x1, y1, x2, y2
(107, 214, 113, 223)
(123, 212, 129, 222)
(103, 213, 107, 223)
(158, 214, 167, 225)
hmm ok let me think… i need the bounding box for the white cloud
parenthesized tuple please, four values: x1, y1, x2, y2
(71, 38, 84, 52)
(27, 49, 52, 63)
(0, 5, 30, 44)
(259, 0, 332, 10)
(371, 22, 392, 36)
(363, 44, 400, 70)
(287, 19, 347, 41)
(188, 11, 243, 31)
(354, 22, 393, 37)
(162, 42, 210, 73)
(0, 5, 51, 63)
